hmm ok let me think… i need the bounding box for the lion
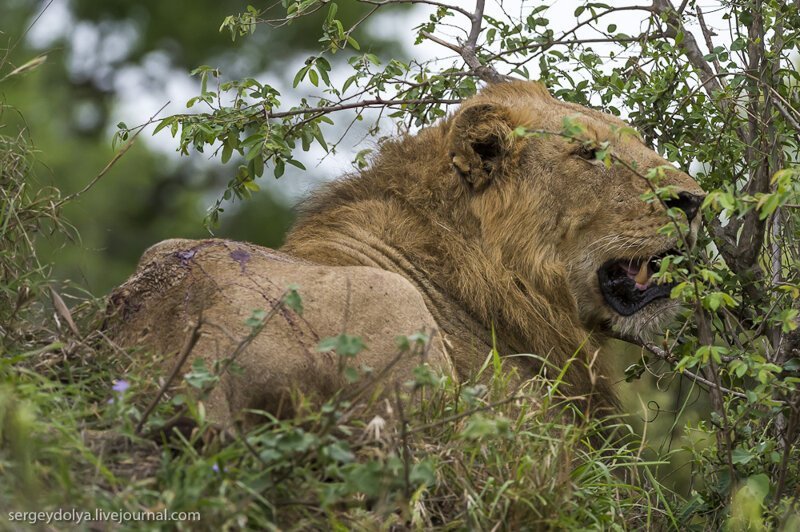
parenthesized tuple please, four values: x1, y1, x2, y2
(106, 81, 704, 427)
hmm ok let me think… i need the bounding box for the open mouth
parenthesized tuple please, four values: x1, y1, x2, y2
(597, 252, 675, 316)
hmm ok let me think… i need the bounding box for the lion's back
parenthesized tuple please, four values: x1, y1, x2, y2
(106, 238, 452, 426)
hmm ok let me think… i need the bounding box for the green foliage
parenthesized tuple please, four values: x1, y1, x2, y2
(318, 334, 367, 358)
(1, 312, 675, 529)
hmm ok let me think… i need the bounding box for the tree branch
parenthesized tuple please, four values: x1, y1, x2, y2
(465, 0, 484, 48)
(421, 0, 509, 84)
(356, 0, 475, 21)
(651, 0, 770, 315)
(266, 97, 461, 120)
(695, 5, 722, 76)
(613, 331, 748, 401)
(651, 0, 721, 95)
(135, 317, 203, 435)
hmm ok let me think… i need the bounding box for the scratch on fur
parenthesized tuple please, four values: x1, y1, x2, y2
(174, 241, 218, 267)
(238, 267, 321, 353)
(230, 248, 251, 273)
(174, 249, 197, 266)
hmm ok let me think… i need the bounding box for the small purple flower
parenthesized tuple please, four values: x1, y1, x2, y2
(112, 379, 130, 394)
(212, 464, 219, 472)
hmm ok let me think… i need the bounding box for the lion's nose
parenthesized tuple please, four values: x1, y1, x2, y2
(665, 191, 704, 221)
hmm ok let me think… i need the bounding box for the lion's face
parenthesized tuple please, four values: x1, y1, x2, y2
(449, 82, 704, 337)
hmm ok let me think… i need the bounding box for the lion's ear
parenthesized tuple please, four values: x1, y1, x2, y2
(449, 103, 514, 191)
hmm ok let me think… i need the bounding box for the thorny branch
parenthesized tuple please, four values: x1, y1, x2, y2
(613, 331, 749, 402)
(650, 0, 778, 329)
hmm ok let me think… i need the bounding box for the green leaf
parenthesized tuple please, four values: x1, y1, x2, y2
(245, 145, 262, 161)
(747, 474, 770, 500)
(343, 462, 382, 495)
(731, 360, 748, 378)
(325, 441, 354, 463)
(318, 66, 331, 86)
(221, 143, 233, 164)
(245, 309, 268, 328)
(282, 285, 303, 314)
(342, 75, 356, 94)
(287, 159, 306, 170)
(311, 125, 329, 152)
(460, 414, 510, 440)
(757, 193, 781, 220)
(317, 334, 366, 358)
(252, 153, 265, 177)
(731, 447, 754, 465)
(410, 459, 436, 487)
(184, 358, 219, 389)
(274, 158, 285, 178)
(316, 56, 331, 71)
(346, 35, 360, 50)
(293, 65, 309, 88)
(775, 309, 799, 333)
(343, 366, 360, 383)
(152, 118, 172, 136)
(325, 2, 338, 23)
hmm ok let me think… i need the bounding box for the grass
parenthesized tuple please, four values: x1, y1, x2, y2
(1, 329, 678, 530)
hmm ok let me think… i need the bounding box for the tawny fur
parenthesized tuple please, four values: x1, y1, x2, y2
(107, 81, 704, 424)
(283, 81, 703, 412)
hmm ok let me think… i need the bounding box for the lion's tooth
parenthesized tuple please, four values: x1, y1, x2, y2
(634, 261, 649, 285)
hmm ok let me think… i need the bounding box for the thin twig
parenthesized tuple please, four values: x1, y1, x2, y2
(613, 331, 749, 401)
(695, 5, 722, 77)
(394, 383, 411, 499)
(267, 97, 460, 120)
(55, 102, 170, 208)
(135, 317, 203, 435)
(356, 0, 474, 20)
(419, 0, 508, 84)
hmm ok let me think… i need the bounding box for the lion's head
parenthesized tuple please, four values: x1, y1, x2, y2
(284, 79, 706, 394)
(445, 81, 704, 338)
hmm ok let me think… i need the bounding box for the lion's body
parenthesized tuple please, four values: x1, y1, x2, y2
(109, 239, 454, 423)
(107, 81, 704, 426)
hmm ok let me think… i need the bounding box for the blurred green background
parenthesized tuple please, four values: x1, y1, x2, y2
(1, 0, 397, 294)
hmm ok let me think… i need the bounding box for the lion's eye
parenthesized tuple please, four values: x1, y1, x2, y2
(575, 144, 598, 161)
